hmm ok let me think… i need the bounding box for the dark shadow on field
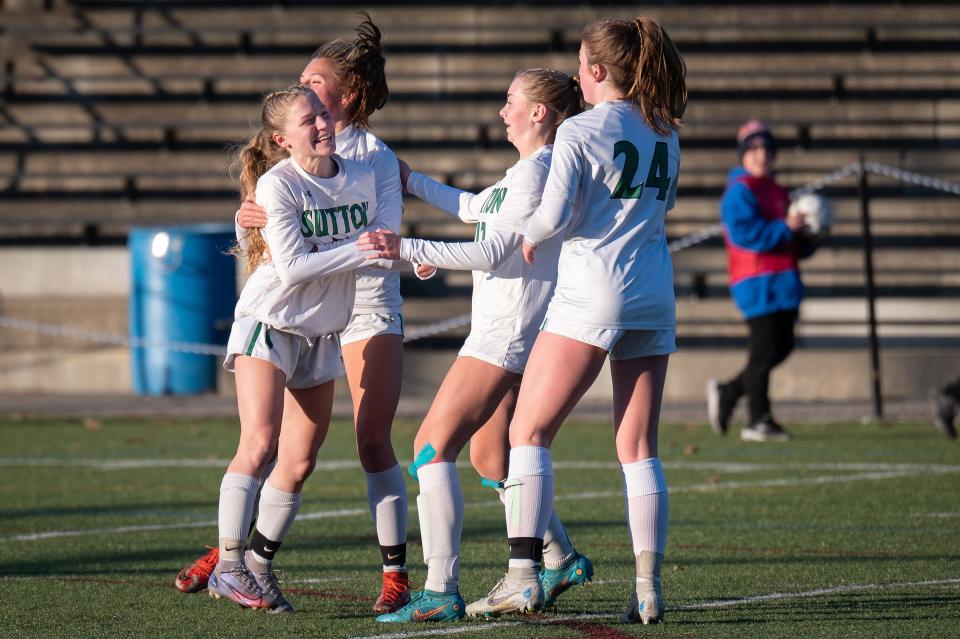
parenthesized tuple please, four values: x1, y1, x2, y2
(0, 501, 216, 520)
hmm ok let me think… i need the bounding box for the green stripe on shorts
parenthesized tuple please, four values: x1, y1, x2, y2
(245, 322, 263, 356)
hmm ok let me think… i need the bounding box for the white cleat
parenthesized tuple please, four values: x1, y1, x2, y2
(466, 573, 544, 617)
(621, 589, 665, 625)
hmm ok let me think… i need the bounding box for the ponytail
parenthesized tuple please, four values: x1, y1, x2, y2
(311, 11, 389, 129)
(582, 16, 687, 135)
(514, 67, 585, 135)
(231, 84, 313, 273)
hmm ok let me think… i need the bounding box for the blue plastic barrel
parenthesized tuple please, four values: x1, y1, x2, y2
(129, 223, 237, 395)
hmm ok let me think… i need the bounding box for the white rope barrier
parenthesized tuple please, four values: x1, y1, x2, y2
(1, 161, 954, 349)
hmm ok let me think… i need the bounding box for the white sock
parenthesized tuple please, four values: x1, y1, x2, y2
(366, 464, 408, 567)
(250, 459, 276, 525)
(622, 458, 669, 555)
(248, 479, 301, 569)
(417, 462, 462, 595)
(542, 510, 576, 570)
(218, 472, 259, 567)
(498, 485, 574, 571)
(505, 446, 553, 570)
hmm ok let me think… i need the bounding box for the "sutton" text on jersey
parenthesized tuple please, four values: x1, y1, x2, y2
(300, 202, 369, 238)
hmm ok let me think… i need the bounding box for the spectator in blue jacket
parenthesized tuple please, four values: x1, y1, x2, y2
(706, 120, 806, 442)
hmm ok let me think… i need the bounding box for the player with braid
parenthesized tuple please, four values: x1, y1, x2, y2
(175, 14, 415, 613)
(362, 68, 592, 623)
(206, 84, 381, 611)
(468, 16, 686, 624)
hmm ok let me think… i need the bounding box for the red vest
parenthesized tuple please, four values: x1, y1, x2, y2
(725, 175, 798, 286)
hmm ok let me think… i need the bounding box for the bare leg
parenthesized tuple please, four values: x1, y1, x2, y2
(611, 354, 670, 625)
(342, 334, 403, 472)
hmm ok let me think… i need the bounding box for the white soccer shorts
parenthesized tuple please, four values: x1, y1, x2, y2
(540, 316, 676, 360)
(223, 317, 345, 389)
(339, 312, 404, 346)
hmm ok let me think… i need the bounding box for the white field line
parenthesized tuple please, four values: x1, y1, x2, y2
(6, 465, 960, 543)
(3, 457, 960, 474)
(344, 578, 960, 639)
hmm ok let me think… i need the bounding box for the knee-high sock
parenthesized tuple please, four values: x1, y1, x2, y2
(249, 459, 276, 529)
(505, 446, 553, 571)
(417, 462, 462, 594)
(247, 479, 301, 573)
(622, 458, 668, 555)
(366, 464, 408, 572)
(218, 472, 259, 569)
(498, 484, 574, 570)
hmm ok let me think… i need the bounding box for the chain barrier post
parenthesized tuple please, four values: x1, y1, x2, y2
(857, 156, 884, 422)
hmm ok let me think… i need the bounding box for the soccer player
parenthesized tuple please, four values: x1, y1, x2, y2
(360, 68, 592, 623)
(467, 17, 686, 625)
(176, 14, 413, 613)
(208, 84, 381, 611)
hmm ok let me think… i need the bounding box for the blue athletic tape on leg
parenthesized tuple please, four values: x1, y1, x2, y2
(407, 443, 437, 480)
(480, 477, 504, 490)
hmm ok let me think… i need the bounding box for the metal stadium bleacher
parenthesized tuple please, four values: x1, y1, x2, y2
(1, 0, 959, 401)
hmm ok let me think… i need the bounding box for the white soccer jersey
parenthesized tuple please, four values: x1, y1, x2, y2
(524, 100, 680, 329)
(335, 124, 404, 314)
(234, 155, 379, 338)
(403, 146, 561, 373)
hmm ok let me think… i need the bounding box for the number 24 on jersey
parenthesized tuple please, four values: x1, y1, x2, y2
(611, 140, 671, 201)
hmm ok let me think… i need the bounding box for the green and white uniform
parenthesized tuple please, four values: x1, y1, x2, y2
(403, 146, 561, 373)
(335, 125, 406, 344)
(524, 100, 680, 357)
(225, 155, 379, 387)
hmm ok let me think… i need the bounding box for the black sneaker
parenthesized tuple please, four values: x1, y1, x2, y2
(741, 417, 791, 442)
(931, 389, 957, 440)
(706, 378, 737, 436)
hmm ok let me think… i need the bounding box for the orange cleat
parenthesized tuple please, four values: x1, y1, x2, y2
(372, 570, 411, 613)
(174, 546, 220, 593)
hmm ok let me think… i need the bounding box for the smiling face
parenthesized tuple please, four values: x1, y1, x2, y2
(299, 57, 346, 126)
(274, 92, 335, 163)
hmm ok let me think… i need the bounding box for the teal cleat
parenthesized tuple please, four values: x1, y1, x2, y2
(376, 589, 465, 623)
(540, 552, 594, 608)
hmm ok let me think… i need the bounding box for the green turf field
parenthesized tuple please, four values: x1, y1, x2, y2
(1, 416, 958, 638)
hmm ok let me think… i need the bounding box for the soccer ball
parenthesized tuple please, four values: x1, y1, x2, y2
(789, 193, 833, 237)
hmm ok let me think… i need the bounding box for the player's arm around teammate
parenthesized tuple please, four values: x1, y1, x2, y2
(233, 15, 414, 612)
(358, 69, 592, 623)
(469, 18, 687, 625)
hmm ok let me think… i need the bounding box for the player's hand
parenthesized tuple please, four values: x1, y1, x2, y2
(397, 158, 412, 194)
(786, 211, 805, 232)
(357, 228, 401, 260)
(521, 238, 538, 265)
(237, 197, 267, 229)
(415, 263, 437, 279)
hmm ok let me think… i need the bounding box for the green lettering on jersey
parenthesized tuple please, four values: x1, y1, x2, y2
(350, 202, 368, 228)
(301, 201, 370, 238)
(610, 140, 673, 201)
(480, 187, 508, 215)
(611, 140, 644, 199)
(314, 209, 329, 237)
(301, 210, 314, 236)
(475, 221, 487, 241)
(644, 141, 671, 201)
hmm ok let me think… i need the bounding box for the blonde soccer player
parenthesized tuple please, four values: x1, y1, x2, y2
(176, 14, 415, 613)
(467, 17, 686, 624)
(361, 69, 591, 623)
(207, 84, 382, 612)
